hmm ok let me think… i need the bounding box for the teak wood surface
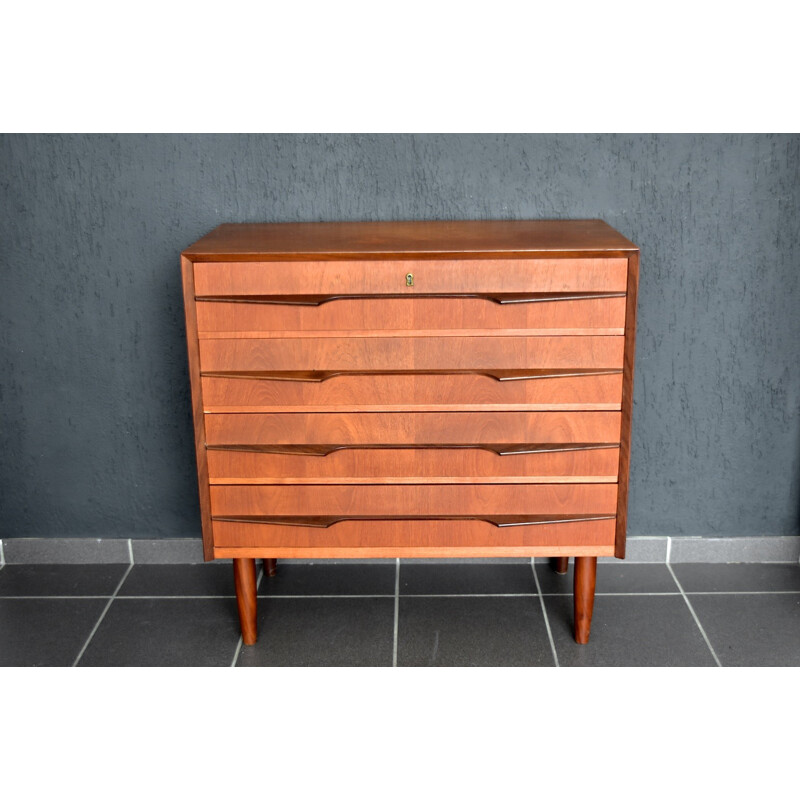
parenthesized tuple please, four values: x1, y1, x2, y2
(196, 295, 627, 335)
(206, 445, 620, 483)
(212, 518, 616, 552)
(615, 252, 639, 558)
(193, 258, 628, 297)
(183, 219, 637, 260)
(204, 411, 623, 446)
(210, 483, 618, 517)
(181, 256, 214, 561)
(181, 220, 639, 645)
(200, 371, 623, 413)
(198, 335, 625, 374)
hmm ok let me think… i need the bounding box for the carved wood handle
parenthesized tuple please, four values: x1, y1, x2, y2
(197, 291, 625, 306)
(212, 514, 616, 528)
(202, 368, 622, 383)
(206, 443, 620, 457)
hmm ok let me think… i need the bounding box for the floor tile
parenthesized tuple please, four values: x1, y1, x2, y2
(257, 563, 396, 596)
(545, 595, 717, 666)
(671, 563, 800, 593)
(237, 597, 394, 666)
(399, 563, 535, 595)
(0, 599, 108, 666)
(0, 564, 129, 597)
(397, 596, 553, 666)
(78, 598, 241, 666)
(535, 562, 677, 595)
(690, 594, 800, 666)
(117, 564, 235, 597)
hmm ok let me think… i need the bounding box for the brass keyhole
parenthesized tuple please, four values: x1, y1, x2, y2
(406, 273, 414, 287)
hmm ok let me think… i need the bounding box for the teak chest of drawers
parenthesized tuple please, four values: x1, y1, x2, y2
(181, 220, 639, 646)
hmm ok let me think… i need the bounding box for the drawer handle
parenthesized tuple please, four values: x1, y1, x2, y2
(202, 368, 622, 383)
(212, 514, 616, 528)
(196, 291, 625, 306)
(206, 443, 619, 457)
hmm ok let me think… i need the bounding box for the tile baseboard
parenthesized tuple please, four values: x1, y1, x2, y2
(0, 536, 797, 565)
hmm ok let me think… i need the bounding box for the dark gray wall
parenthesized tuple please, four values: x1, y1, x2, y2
(1, 134, 798, 539)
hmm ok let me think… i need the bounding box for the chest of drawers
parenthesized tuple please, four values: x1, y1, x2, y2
(181, 220, 639, 646)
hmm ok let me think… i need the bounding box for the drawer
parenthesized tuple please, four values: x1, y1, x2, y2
(201, 372, 623, 412)
(211, 517, 617, 555)
(207, 444, 620, 484)
(193, 258, 628, 299)
(210, 483, 619, 517)
(195, 295, 627, 335)
(198, 335, 625, 374)
(204, 411, 622, 447)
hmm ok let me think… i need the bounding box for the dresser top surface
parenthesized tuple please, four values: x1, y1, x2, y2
(183, 220, 637, 261)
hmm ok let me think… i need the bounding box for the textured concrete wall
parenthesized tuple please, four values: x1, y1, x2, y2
(1, 134, 798, 539)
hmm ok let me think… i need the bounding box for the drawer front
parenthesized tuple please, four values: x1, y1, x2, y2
(198, 335, 624, 373)
(211, 517, 617, 553)
(193, 258, 628, 299)
(204, 411, 622, 447)
(210, 483, 618, 517)
(201, 372, 623, 412)
(184, 249, 635, 560)
(196, 295, 627, 335)
(207, 445, 620, 484)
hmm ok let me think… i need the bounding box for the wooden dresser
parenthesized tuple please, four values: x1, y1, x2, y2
(181, 220, 639, 646)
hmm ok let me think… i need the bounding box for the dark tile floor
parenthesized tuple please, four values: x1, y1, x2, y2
(1, 560, 798, 667)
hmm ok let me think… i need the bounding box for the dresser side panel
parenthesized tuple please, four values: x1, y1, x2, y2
(182, 256, 214, 561)
(615, 251, 640, 558)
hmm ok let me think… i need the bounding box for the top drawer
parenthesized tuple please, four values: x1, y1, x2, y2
(192, 258, 628, 300)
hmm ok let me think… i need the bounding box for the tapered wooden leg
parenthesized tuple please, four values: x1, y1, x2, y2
(233, 557, 258, 645)
(264, 558, 277, 577)
(550, 556, 569, 574)
(574, 556, 597, 644)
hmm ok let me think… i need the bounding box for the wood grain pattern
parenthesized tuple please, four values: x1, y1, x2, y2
(182, 220, 638, 261)
(233, 558, 257, 645)
(193, 259, 628, 298)
(615, 252, 639, 558)
(206, 445, 620, 483)
(211, 517, 616, 549)
(204, 411, 622, 447)
(574, 556, 597, 644)
(216, 545, 617, 558)
(196, 296, 627, 335)
(181, 256, 214, 561)
(201, 372, 623, 413)
(551, 556, 570, 574)
(210, 483, 618, 517)
(198, 336, 625, 374)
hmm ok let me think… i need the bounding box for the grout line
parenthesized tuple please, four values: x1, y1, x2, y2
(72, 563, 134, 667)
(128, 539, 134, 565)
(230, 636, 244, 667)
(540, 591, 681, 597)
(260, 593, 397, 600)
(684, 590, 800, 595)
(531, 559, 559, 667)
(667, 563, 722, 667)
(0, 539, 5, 567)
(666, 536, 672, 564)
(392, 559, 400, 667)
(116, 595, 239, 600)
